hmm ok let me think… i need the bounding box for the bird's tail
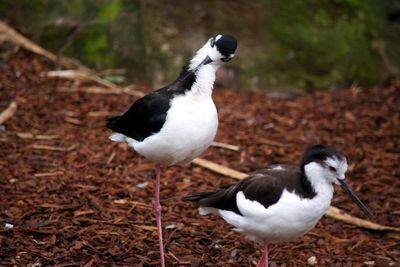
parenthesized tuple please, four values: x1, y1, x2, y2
(182, 184, 233, 203)
(181, 192, 215, 203)
(109, 132, 126, 142)
(106, 116, 119, 130)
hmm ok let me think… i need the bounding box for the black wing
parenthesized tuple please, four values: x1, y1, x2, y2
(106, 89, 170, 141)
(106, 66, 196, 142)
(183, 165, 315, 215)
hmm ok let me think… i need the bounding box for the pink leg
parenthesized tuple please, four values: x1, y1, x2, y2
(256, 252, 265, 267)
(154, 165, 165, 267)
(264, 241, 269, 267)
(256, 241, 269, 267)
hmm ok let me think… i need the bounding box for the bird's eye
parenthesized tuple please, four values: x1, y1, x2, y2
(210, 37, 216, 48)
(329, 166, 337, 172)
(221, 57, 231, 62)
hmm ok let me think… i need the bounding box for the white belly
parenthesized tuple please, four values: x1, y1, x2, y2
(132, 94, 218, 166)
(218, 189, 333, 244)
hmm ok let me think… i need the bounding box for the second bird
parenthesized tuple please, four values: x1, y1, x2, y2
(107, 34, 237, 267)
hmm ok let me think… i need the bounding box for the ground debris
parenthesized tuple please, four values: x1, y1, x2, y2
(0, 50, 399, 266)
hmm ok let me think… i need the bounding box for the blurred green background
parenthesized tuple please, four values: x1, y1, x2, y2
(1, 0, 399, 90)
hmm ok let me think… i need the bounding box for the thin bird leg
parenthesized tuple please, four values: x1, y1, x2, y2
(154, 165, 165, 267)
(256, 252, 265, 267)
(256, 241, 270, 267)
(264, 241, 270, 267)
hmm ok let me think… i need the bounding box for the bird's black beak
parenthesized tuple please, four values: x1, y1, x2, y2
(195, 56, 213, 71)
(338, 179, 374, 219)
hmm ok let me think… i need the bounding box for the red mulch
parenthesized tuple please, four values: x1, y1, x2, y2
(1, 50, 399, 267)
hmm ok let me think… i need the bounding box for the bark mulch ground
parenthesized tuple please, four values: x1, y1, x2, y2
(1, 50, 399, 266)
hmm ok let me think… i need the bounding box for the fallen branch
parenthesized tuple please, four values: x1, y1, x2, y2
(211, 141, 240, 151)
(16, 132, 59, 140)
(44, 70, 118, 89)
(326, 206, 400, 239)
(31, 144, 77, 152)
(192, 157, 400, 239)
(0, 101, 17, 124)
(58, 85, 145, 98)
(192, 158, 247, 180)
(0, 20, 87, 70)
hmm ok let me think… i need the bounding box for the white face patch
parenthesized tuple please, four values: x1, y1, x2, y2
(208, 47, 223, 61)
(324, 156, 348, 180)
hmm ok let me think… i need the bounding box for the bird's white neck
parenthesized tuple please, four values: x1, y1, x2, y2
(186, 43, 223, 97)
(304, 162, 334, 199)
(190, 65, 218, 97)
(188, 42, 211, 71)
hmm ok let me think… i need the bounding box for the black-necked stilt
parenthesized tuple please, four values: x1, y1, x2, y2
(107, 34, 237, 266)
(184, 144, 373, 267)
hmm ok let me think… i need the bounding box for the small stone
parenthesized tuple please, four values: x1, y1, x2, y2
(136, 181, 148, 189)
(4, 223, 14, 230)
(307, 256, 317, 266)
(363, 261, 375, 266)
(165, 224, 176, 229)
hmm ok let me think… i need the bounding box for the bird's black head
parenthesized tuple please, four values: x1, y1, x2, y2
(190, 34, 237, 71)
(301, 144, 344, 168)
(210, 34, 237, 62)
(301, 144, 373, 219)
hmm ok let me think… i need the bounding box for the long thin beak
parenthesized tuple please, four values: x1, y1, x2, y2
(194, 56, 212, 71)
(338, 179, 374, 219)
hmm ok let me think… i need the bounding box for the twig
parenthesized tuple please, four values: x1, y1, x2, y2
(87, 111, 119, 117)
(192, 157, 400, 239)
(255, 137, 287, 147)
(34, 171, 64, 177)
(326, 206, 400, 239)
(59, 85, 145, 98)
(0, 20, 87, 70)
(44, 70, 117, 88)
(0, 101, 17, 124)
(211, 141, 240, 151)
(135, 225, 158, 231)
(192, 158, 247, 180)
(113, 199, 152, 210)
(16, 132, 59, 140)
(31, 144, 77, 152)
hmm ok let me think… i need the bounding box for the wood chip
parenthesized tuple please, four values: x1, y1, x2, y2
(34, 171, 64, 177)
(31, 144, 77, 152)
(0, 101, 17, 124)
(74, 210, 96, 217)
(211, 141, 240, 151)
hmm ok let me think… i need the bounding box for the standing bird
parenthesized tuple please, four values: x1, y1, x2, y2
(183, 145, 373, 266)
(107, 34, 237, 266)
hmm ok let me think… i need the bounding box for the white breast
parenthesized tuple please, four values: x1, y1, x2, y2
(132, 93, 218, 166)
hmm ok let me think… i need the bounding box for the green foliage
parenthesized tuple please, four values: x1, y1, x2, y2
(98, 0, 122, 23)
(0, 0, 398, 90)
(263, 0, 385, 89)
